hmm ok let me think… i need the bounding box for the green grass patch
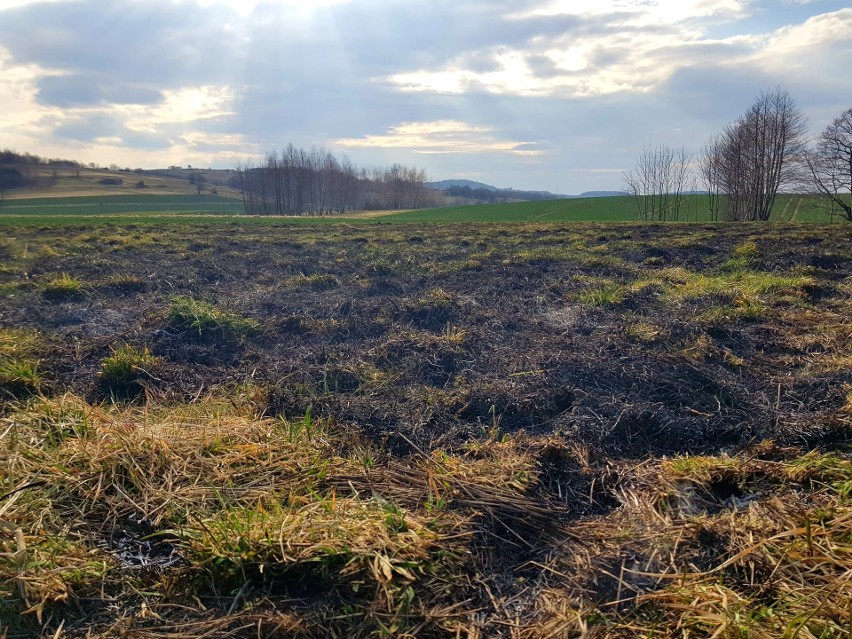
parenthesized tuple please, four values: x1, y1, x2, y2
(0, 193, 839, 226)
(656, 267, 814, 304)
(285, 272, 340, 289)
(100, 344, 158, 390)
(0, 194, 243, 216)
(40, 273, 84, 300)
(0, 357, 42, 397)
(168, 296, 261, 337)
(576, 283, 627, 306)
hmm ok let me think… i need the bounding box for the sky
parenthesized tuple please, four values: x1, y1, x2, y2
(0, 0, 849, 193)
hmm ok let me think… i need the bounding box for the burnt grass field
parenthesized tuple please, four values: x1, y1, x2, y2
(1, 221, 851, 638)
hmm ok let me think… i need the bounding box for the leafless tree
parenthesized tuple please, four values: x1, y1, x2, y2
(699, 135, 725, 221)
(623, 144, 692, 221)
(710, 87, 807, 221)
(233, 145, 436, 216)
(805, 106, 852, 222)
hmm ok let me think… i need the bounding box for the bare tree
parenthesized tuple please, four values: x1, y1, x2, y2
(234, 144, 435, 216)
(623, 145, 692, 221)
(711, 87, 807, 221)
(699, 135, 725, 221)
(806, 106, 852, 222)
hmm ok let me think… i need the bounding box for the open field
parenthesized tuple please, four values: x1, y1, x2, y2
(388, 194, 843, 223)
(2, 192, 847, 225)
(1, 221, 851, 637)
(0, 194, 244, 217)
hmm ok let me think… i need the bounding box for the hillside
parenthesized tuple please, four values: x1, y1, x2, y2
(0, 164, 242, 200)
(426, 179, 498, 191)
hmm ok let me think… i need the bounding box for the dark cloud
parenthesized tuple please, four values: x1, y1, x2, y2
(0, 0, 239, 90)
(36, 75, 163, 108)
(53, 112, 124, 141)
(53, 112, 170, 149)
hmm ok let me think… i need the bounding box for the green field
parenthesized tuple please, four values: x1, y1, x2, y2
(388, 193, 839, 223)
(0, 192, 845, 225)
(0, 194, 243, 216)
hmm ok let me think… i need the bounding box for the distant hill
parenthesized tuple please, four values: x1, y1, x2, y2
(574, 191, 627, 198)
(426, 179, 626, 203)
(426, 179, 498, 191)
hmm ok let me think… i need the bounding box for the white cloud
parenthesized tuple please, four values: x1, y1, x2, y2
(120, 85, 236, 131)
(336, 120, 542, 155)
(0, 0, 69, 9)
(389, 30, 758, 97)
(511, 0, 749, 24)
(0, 47, 63, 148)
(386, 3, 852, 100)
(757, 8, 852, 57)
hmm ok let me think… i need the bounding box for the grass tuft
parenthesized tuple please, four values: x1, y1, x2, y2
(286, 272, 340, 289)
(99, 344, 158, 397)
(0, 357, 42, 397)
(576, 283, 626, 306)
(168, 296, 261, 337)
(40, 273, 83, 300)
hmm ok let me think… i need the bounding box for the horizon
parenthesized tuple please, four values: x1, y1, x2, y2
(0, 0, 850, 193)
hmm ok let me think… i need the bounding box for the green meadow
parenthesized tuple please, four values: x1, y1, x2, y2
(1, 192, 845, 226)
(0, 193, 243, 217)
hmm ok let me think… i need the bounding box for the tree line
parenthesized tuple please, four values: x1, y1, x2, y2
(444, 185, 561, 202)
(623, 88, 852, 222)
(234, 145, 439, 215)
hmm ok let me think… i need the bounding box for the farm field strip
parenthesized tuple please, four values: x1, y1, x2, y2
(2, 192, 845, 224)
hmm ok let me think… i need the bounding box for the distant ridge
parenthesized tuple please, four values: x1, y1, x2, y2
(426, 179, 499, 191)
(573, 191, 627, 198)
(427, 179, 626, 201)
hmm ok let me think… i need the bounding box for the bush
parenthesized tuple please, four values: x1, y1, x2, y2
(98, 177, 123, 186)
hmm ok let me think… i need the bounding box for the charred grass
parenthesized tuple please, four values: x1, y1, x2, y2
(0, 221, 850, 637)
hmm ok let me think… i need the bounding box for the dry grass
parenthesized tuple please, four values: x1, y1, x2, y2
(0, 395, 573, 637)
(1, 393, 849, 638)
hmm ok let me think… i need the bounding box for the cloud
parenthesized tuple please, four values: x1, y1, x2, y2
(0, 0, 848, 192)
(35, 75, 163, 108)
(511, 0, 750, 24)
(336, 120, 543, 155)
(388, 5, 763, 98)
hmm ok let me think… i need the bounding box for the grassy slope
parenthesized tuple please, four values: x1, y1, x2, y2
(3, 166, 242, 199)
